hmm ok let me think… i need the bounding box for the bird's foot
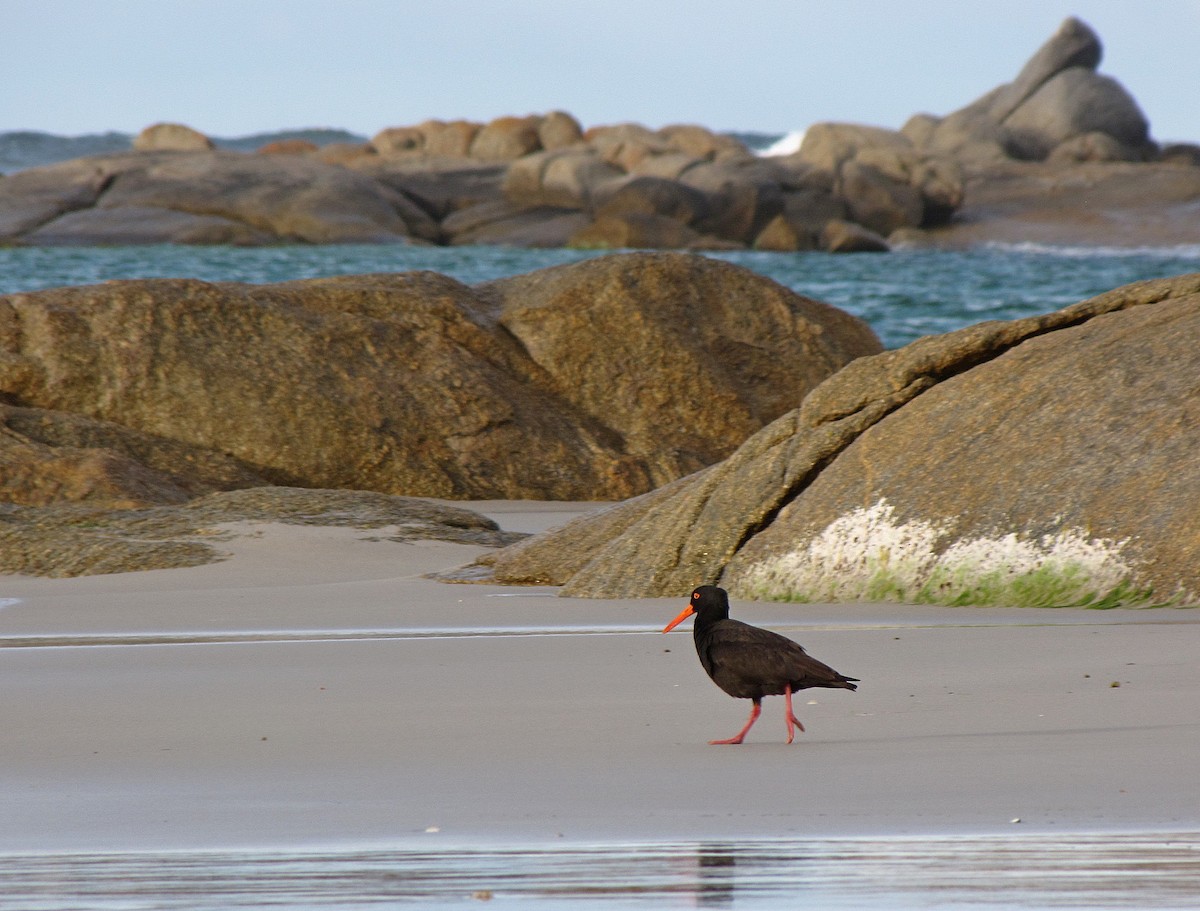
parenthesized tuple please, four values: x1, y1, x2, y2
(708, 735, 745, 745)
(785, 712, 806, 744)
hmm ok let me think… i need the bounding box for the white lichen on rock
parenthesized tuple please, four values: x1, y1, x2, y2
(735, 499, 1154, 608)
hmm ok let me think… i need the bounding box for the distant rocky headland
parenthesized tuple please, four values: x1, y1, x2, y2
(3, 18, 1199, 252)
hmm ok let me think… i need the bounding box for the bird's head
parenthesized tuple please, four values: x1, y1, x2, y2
(662, 585, 730, 633)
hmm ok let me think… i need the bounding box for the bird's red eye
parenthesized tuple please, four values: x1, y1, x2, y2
(693, 591, 700, 599)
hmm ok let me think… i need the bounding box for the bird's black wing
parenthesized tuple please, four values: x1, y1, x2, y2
(701, 620, 856, 697)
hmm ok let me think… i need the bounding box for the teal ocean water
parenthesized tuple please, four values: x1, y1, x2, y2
(3, 243, 1199, 349)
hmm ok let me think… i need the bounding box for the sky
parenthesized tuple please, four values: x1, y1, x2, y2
(3, 0, 1197, 142)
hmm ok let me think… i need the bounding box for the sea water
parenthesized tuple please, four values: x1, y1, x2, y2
(2, 243, 1200, 349)
(2, 833, 1198, 909)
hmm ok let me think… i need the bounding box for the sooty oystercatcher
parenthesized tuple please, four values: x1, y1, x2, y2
(663, 585, 859, 744)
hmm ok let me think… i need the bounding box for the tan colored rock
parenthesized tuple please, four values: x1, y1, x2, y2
(586, 123, 672, 172)
(0, 274, 619, 499)
(0, 487, 522, 578)
(24, 205, 274, 246)
(1, 403, 266, 507)
(442, 199, 587, 246)
(797, 124, 962, 230)
(915, 161, 1200, 248)
(1159, 143, 1200, 167)
(1047, 131, 1143, 163)
(568, 213, 700, 249)
(673, 159, 787, 243)
(313, 142, 376, 165)
(470, 115, 543, 160)
(502, 149, 621, 209)
(627, 151, 701, 181)
(350, 157, 506, 220)
(480, 252, 883, 485)
(0, 256, 880, 501)
(723, 278, 1200, 603)
(910, 157, 966, 222)
(798, 123, 913, 173)
(132, 123, 215, 152)
(989, 15, 1102, 122)
(907, 108, 1012, 165)
(1, 150, 422, 245)
(537, 111, 584, 150)
(371, 126, 425, 155)
(839, 160, 923, 235)
(256, 139, 319, 156)
(465, 274, 1200, 603)
(0, 158, 115, 241)
(420, 119, 480, 157)
(658, 124, 748, 159)
(914, 17, 1153, 165)
(591, 175, 712, 225)
(1002, 69, 1151, 160)
(1, 438, 191, 508)
(752, 214, 815, 252)
(540, 150, 622, 208)
(778, 186, 848, 232)
(820, 217, 889, 252)
(93, 151, 417, 243)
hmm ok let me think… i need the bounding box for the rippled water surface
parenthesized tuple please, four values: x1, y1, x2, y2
(2, 244, 1199, 349)
(2, 833, 1198, 910)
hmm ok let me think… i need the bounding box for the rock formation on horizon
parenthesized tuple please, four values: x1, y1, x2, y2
(903, 17, 1154, 165)
(785, 17, 1200, 249)
(3, 16, 1197, 251)
(0, 113, 951, 251)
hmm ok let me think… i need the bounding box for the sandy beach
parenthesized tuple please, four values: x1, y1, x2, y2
(1, 501, 1197, 855)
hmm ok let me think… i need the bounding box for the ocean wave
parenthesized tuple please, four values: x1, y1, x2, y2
(3, 242, 1198, 351)
(983, 240, 1200, 259)
(756, 129, 805, 157)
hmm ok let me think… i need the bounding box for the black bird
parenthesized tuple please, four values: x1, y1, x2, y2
(663, 585, 859, 744)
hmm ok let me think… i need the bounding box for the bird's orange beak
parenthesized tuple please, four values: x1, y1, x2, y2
(662, 604, 695, 633)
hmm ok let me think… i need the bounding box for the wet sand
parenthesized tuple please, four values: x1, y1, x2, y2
(1, 502, 1197, 853)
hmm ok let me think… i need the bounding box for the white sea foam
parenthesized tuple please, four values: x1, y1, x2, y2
(757, 129, 805, 157)
(982, 240, 1200, 259)
(0, 598, 22, 610)
(736, 499, 1153, 608)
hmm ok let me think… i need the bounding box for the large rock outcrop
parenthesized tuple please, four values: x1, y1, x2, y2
(0, 253, 880, 505)
(462, 274, 1200, 606)
(132, 122, 216, 152)
(0, 111, 962, 251)
(1, 403, 267, 507)
(0, 487, 525, 577)
(0, 151, 437, 245)
(783, 124, 964, 235)
(906, 17, 1154, 165)
(899, 160, 1200, 249)
(3, 17, 1193, 252)
(774, 17, 1200, 249)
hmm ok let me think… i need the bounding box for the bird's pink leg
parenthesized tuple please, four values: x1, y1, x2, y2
(784, 684, 807, 744)
(710, 699, 761, 745)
